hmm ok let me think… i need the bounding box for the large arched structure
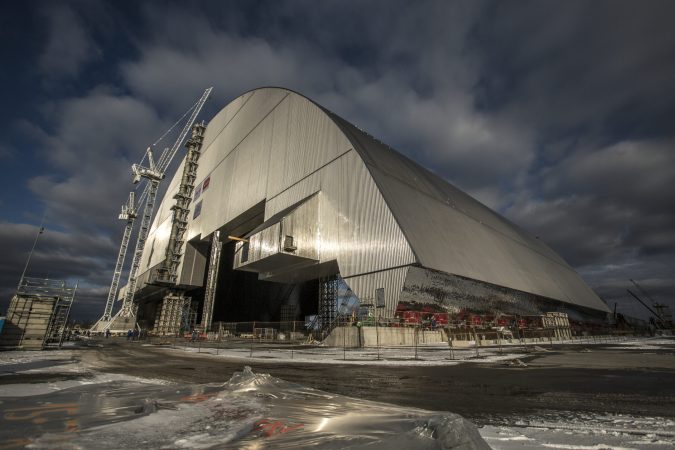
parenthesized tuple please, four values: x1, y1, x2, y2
(132, 87, 610, 330)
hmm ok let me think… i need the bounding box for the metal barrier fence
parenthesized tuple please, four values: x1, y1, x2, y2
(142, 318, 652, 343)
(134, 319, 651, 364)
(141, 331, 645, 363)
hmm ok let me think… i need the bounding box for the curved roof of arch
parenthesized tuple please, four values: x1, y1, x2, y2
(316, 99, 608, 313)
(153, 87, 609, 313)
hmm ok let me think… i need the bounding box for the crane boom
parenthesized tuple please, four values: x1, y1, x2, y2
(157, 88, 211, 171)
(95, 87, 212, 331)
(101, 192, 137, 321)
(120, 175, 161, 315)
(630, 279, 659, 307)
(626, 289, 665, 325)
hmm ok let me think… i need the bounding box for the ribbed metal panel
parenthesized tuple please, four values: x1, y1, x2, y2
(328, 150, 417, 278)
(262, 149, 417, 279)
(144, 216, 172, 270)
(190, 92, 282, 241)
(199, 91, 254, 152)
(343, 266, 410, 317)
(280, 194, 320, 260)
(141, 88, 414, 299)
(328, 115, 608, 313)
(266, 94, 351, 200)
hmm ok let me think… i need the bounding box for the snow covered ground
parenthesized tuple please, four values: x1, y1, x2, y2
(481, 412, 675, 450)
(156, 335, 669, 367)
(164, 341, 534, 366)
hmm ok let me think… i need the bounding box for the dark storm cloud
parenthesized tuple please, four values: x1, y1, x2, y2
(471, 1, 675, 135)
(541, 139, 675, 212)
(0, 222, 116, 319)
(119, 0, 533, 207)
(1, 0, 673, 321)
(37, 2, 102, 80)
(24, 90, 169, 233)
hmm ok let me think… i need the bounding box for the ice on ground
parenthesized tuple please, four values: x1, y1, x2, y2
(161, 336, 675, 367)
(0, 366, 489, 449)
(609, 337, 675, 351)
(0, 368, 172, 397)
(0, 351, 171, 397)
(480, 411, 675, 450)
(0, 350, 78, 366)
(168, 344, 530, 367)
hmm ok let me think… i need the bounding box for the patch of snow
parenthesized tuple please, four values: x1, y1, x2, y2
(164, 344, 529, 367)
(480, 411, 675, 450)
(0, 350, 78, 366)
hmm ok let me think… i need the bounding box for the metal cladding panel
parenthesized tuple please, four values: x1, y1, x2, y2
(234, 194, 322, 273)
(233, 223, 281, 269)
(266, 94, 351, 199)
(178, 242, 207, 286)
(263, 149, 416, 278)
(363, 161, 608, 312)
(332, 150, 416, 278)
(192, 94, 280, 241)
(280, 194, 320, 260)
(199, 89, 287, 160)
(343, 266, 409, 317)
(265, 171, 321, 218)
(329, 114, 568, 267)
(200, 92, 253, 152)
(144, 216, 172, 270)
(258, 223, 281, 262)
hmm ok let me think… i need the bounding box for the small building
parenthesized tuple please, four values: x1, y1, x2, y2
(0, 277, 76, 350)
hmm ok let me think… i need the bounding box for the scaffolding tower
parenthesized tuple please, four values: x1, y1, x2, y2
(200, 230, 222, 332)
(155, 122, 207, 285)
(154, 293, 199, 336)
(318, 276, 339, 332)
(0, 277, 77, 349)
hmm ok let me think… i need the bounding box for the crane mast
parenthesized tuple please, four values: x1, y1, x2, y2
(94, 87, 212, 332)
(103, 192, 137, 321)
(628, 279, 673, 329)
(119, 148, 164, 317)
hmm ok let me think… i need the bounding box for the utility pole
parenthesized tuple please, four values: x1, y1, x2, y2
(18, 214, 46, 290)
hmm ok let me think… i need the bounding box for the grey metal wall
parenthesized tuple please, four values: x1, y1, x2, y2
(138, 88, 416, 313)
(329, 114, 609, 313)
(137, 87, 608, 317)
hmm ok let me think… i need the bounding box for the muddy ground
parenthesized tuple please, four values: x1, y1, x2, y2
(63, 339, 675, 426)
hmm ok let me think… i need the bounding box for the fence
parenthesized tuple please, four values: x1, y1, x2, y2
(131, 316, 652, 364)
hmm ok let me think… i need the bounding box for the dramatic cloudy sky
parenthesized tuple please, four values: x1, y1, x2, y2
(1, 0, 673, 322)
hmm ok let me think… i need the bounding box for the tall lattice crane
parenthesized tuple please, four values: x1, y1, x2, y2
(103, 192, 136, 322)
(628, 279, 672, 328)
(93, 88, 212, 332)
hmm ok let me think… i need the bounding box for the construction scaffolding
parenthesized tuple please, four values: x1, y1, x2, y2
(154, 293, 199, 336)
(155, 122, 207, 285)
(200, 231, 222, 332)
(318, 276, 339, 333)
(0, 277, 77, 350)
(542, 312, 572, 340)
